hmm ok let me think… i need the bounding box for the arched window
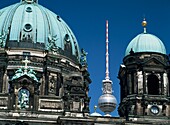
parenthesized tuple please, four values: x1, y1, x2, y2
(147, 74, 159, 95)
(18, 88, 30, 109)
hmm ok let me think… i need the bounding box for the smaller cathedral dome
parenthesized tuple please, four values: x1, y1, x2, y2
(90, 112, 102, 117)
(125, 19, 166, 56)
(90, 105, 102, 117)
(125, 33, 166, 56)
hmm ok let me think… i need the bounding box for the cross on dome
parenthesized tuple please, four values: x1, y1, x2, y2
(22, 56, 31, 73)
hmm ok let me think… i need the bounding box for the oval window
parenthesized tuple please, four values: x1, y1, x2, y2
(26, 7, 32, 12)
(24, 24, 32, 32)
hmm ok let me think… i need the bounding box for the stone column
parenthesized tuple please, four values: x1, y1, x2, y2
(137, 71, 143, 94)
(15, 86, 18, 110)
(143, 71, 146, 94)
(163, 73, 168, 95)
(2, 70, 8, 93)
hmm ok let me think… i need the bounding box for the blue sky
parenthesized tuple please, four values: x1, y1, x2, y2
(1, 0, 170, 116)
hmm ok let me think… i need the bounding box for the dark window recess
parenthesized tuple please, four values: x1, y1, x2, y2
(0, 70, 3, 93)
(147, 74, 159, 95)
(131, 73, 135, 94)
(26, 7, 32, 12)
(23, 52, 30, 59)
(64, 34, 70, 43)
(56, 73, 62, 96)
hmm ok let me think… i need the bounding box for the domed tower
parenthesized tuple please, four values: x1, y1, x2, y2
(118, 19, 170, 122)
(98, 20, 117, 116)
(0, 0, 91, 123)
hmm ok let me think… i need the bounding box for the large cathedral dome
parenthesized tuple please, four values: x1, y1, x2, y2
(125, 20, 166, 56)
(0, 0, 80, 60)
(0, 0, 91, 123)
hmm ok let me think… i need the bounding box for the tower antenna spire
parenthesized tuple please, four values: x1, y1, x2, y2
(105, 20, 110, 80)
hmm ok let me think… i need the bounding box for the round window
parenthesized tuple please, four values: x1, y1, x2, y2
(150, 105, 159, 115)
(24, 24, 32, 32)
(26, 7, 32, 12)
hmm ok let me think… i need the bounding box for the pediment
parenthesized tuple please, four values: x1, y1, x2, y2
(12, 74, 38, 84)
(143, 57, 166, 67)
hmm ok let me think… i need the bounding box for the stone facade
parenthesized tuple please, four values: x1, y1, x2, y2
(0, 1, 169, 125)
(0, 48, 92, 124)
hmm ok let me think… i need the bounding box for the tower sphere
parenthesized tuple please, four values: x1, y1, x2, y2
(98, 94, 117, 116)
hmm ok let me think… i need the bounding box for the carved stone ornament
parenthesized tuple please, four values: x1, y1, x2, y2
(0, 30, 8, 48)
(47, 34, 59, 52)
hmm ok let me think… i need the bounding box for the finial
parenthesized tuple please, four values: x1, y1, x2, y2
(94, 105, 97, 112)
(21, 0, 38, 4)
(142, 18, 147, 33)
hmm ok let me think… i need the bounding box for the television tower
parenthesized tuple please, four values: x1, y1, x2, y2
(98, 20, 117, 116)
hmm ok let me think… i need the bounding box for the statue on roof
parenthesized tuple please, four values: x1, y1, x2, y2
(0, 30, 8, 48)
(27, 68, 38, 82)
(12, 68, 24, 80)
(80, 48, 88, 66)
(48, 34, 59, 52)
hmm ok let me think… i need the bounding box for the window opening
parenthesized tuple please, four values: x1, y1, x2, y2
(147, 74, 159, 95)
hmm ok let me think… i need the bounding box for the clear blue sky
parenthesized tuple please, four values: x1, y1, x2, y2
(1, 0, 170, 116)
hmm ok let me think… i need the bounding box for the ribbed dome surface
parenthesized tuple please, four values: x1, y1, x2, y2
(0, 0, 80, 59)
(125, 33, 166, 56)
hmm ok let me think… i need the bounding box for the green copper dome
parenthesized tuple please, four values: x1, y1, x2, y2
(0, 0, 80, 60)
(125, 33, 166, 56)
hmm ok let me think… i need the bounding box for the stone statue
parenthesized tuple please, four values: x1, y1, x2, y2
(28, 68, 38, 82)
(11, 68, 24, 80)
(0, 31, 8, 48)
(80, 48, 88, 66)
(19, 89, 29, 109)
(48, 34, 59, 52)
